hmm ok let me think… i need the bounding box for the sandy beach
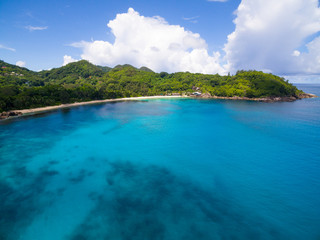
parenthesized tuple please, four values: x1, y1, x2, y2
(1, 93, 317, 120)
(1, 96, 185, 120)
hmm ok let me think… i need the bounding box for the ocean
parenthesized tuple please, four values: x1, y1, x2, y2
(1, 84, 320, 240)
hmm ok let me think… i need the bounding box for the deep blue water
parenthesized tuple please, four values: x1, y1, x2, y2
(1, 84, 320, 240)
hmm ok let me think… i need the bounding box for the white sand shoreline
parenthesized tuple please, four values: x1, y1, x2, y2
(3, 96, 186, 119)
(1, 93, 317, 120)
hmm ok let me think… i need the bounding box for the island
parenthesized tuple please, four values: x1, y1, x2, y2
(0, 60, 316, 120)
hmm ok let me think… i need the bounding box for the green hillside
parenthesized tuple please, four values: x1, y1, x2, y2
(0, 60, 304, 112)
(39, 60, 110, 84)
(0, 60, 43, 86)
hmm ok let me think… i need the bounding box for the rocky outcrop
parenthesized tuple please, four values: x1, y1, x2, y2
(191, 92, 318, 102)
(199, 93, 212, 98)
(0, 111, 22, 120)
(298, 93, 317, 99)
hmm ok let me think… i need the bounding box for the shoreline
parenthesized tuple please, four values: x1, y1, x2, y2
(196, 93, 317, 102)
(0, 96, 185, 120)
(0, 93, 317, 120)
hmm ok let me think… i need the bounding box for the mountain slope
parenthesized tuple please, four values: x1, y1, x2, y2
(39, 60, 108, 84)
(0, 60, 43, 86)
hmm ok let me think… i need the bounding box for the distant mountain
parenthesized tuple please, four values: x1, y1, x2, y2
(140, 66, 154, 72)
(39, 60, 109, 84)
(113, 64, 136, 70)
(96, 65, 112, 73)
(112, 64, 153, 73)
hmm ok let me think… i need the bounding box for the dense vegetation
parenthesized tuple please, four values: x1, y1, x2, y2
(0, 60, 302, 112)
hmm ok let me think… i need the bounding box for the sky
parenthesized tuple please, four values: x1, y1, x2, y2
(1, 0, 320, 82)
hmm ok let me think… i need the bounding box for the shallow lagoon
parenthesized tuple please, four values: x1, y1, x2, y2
(1, 85, 320, 240)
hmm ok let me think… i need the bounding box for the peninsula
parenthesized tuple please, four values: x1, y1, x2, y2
(0, 60, 315, 120)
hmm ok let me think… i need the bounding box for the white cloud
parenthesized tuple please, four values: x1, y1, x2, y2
(25, 25, 48, 31)
(0, 44, 16, 52)
(207, 0, 228, 2)
(182, 16, 199, 24)
(292, 50, 301, 57)
(16, 61, 26, 67)
(63, 55, 78, 66)
(69, 8, 226, 74)
(297, 36, 320, 74)
(182, 16, 199, 21)
(66, 3, 320, 78)
(283, 74, 320, 84)
(224, 0, 320, 75)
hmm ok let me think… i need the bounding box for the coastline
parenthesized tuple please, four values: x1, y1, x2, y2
(0, 93, 317, 120)
(196, 93, 317, 102)
(0, 96, 185, 120)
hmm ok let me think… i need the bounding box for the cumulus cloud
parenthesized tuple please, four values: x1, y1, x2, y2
(70, 8, 225, 74)
(16, 61, 26, 67)
(63, 55, 78, 66)
(66, 2, 320, 77)
(25, 25, 48, 31)
(224, 0, 320, 75)
(284, 74, 320, 84)
(0, 44, 15, 52)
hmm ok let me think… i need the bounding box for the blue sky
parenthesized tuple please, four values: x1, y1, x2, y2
(1, 0, 320, 82)
(0, 0, 239, 70)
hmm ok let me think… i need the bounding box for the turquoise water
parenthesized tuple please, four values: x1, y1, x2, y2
(1, 85, 320, 240)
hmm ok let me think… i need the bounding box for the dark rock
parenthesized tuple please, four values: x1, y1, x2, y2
(0, 111, 22, 120)
(200, 93, 212, 98)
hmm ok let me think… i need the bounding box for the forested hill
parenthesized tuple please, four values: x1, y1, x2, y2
(0, 59, 304, 112)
